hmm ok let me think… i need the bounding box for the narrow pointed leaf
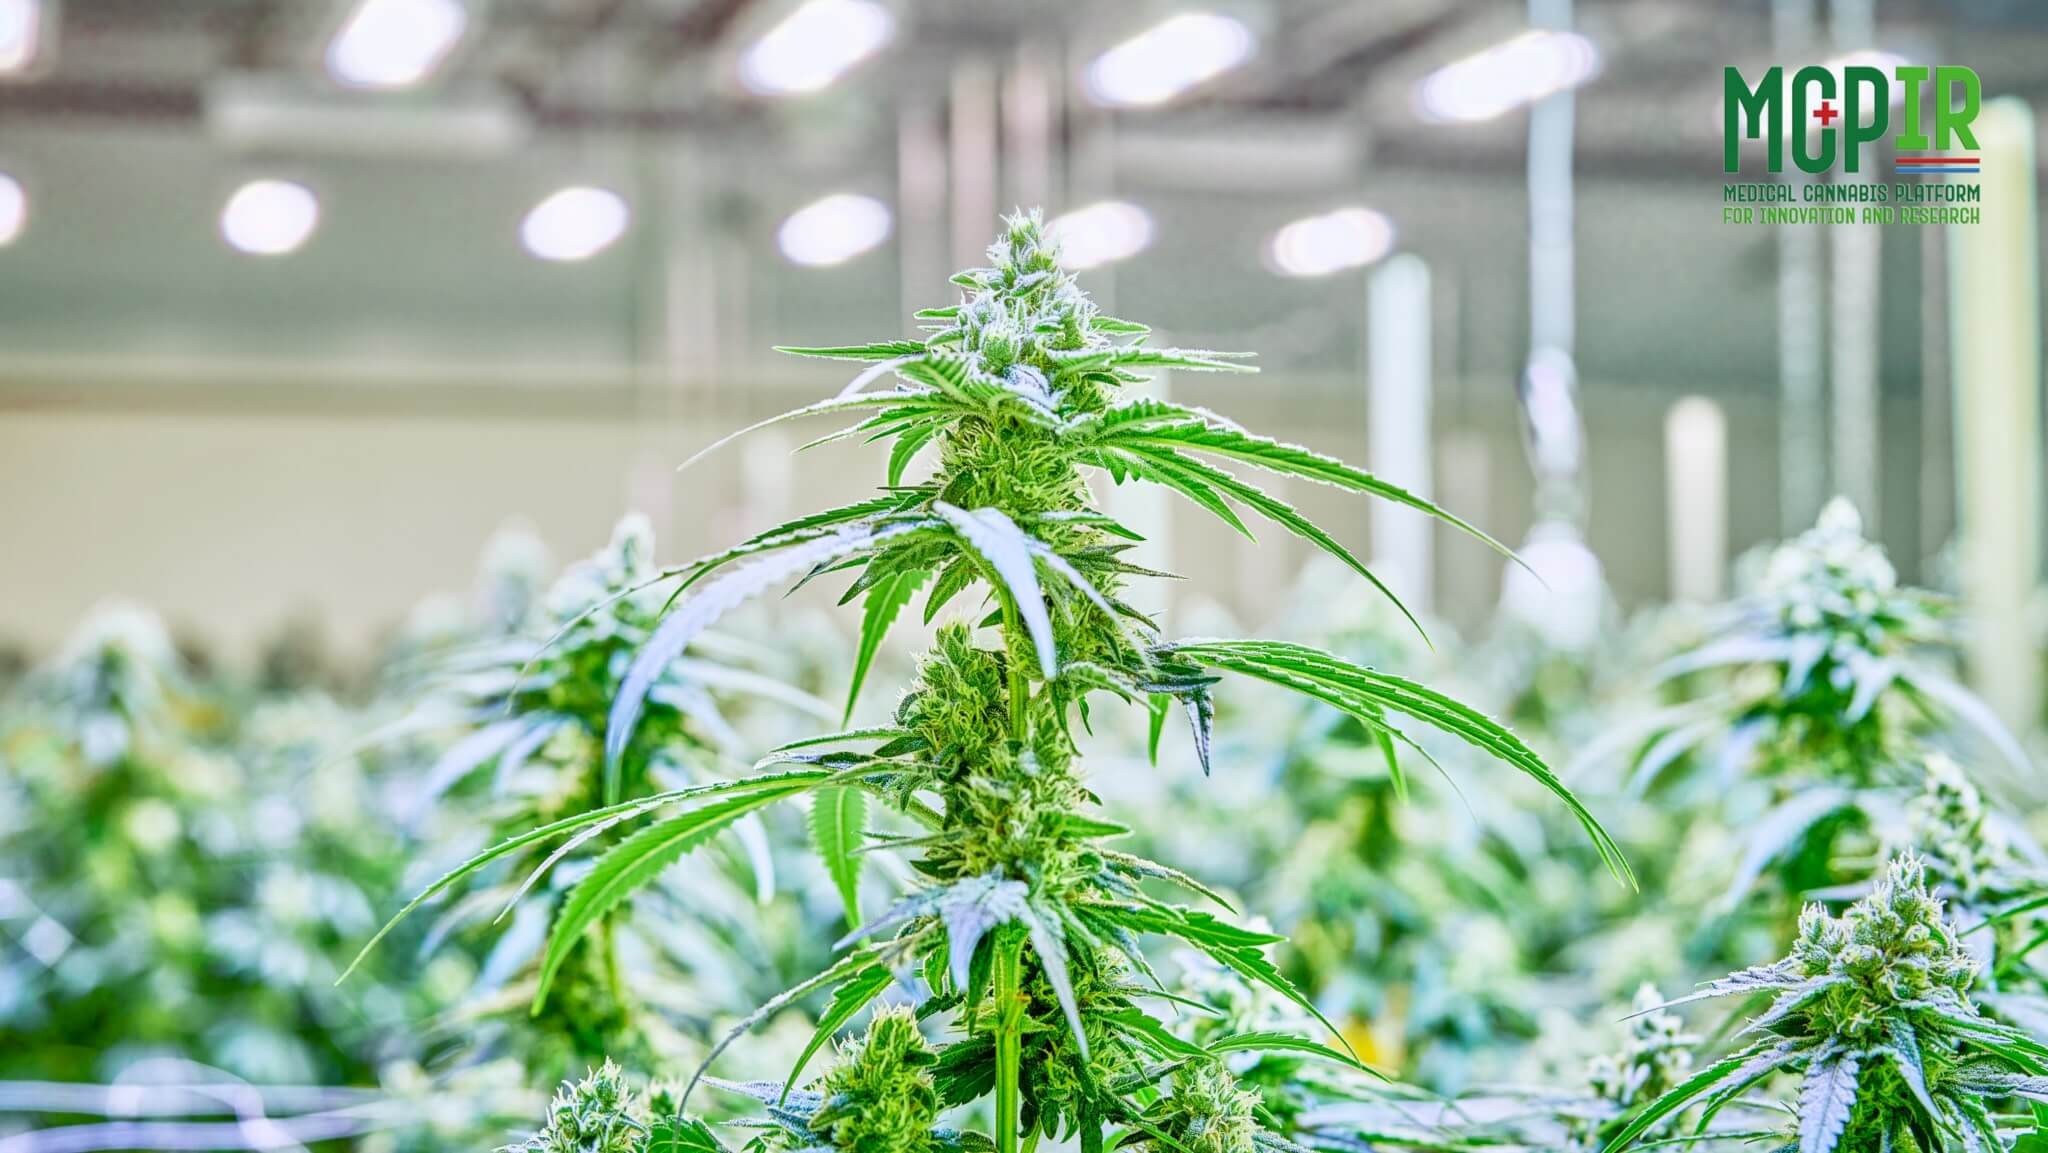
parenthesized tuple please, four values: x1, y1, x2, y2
(811, 786, 869, 928)
(533, 783, 819, 1009)
(774, 340, 928, 361)
(1797, 1051, 1860, 1153)
(340, 771, 831, 983)
(933, 503, 1058, 679)
(607, 522, 932, 778)
(846, 568, 930, 723)
(781, 962, 893, 1100)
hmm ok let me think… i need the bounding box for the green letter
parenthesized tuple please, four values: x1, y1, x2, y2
(1934, 65, 1980, 150)
(1791, 65, 1837, 174)
(1894, 65, 1930, 149)
(1724, 66, 1781, 173)
(1840, 66, 1887, 172)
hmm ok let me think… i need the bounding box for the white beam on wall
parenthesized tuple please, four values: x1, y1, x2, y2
(1827, 0, 1881, 528)
(949, 57, 998, 271)
(1665, 395, 1728, 603)
(1949, 97, 2041, 729)
(1775, 0, 1826, 533)
(1368, 253, 1434, 613)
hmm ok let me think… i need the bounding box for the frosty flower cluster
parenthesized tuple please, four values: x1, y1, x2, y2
(1904, 754, 2013, 906)
(1584, 983, 1699, 1111)
(1754, 498, 1915, 648)
(1788, 855, 1976, 1046)
(804, 1007, 944, 1153)
(502, 1061, 646, 1153)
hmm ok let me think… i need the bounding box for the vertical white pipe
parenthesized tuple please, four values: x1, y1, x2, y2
(1526, 0, 1575, 362)
(1919, 222, 1953, 566)
(1828, 0, 1881, 527)
(1664, 396, 1729, 603)
(898, 100, 949, 322)
(949, 58, 999, 272)
(1368, 254, 1434, 613)
(1001, 42, 1057, 213)
(1774, 0, 1826, 533)
(1829, 227, 1881, 526)
(1949, 97, 2040, 727)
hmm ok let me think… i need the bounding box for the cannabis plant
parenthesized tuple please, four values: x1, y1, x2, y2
(0, 604, 426, 1086)
(1888, 756, 2048, 1034)
(385, 211, 1625, 1153)
(1616, 500, 2022, 790)
(1565, 984, 1705, 1150)
(352, 515, 832, 1079)
(1593, 499, 2026, 924)
(1606, 855, 2048, 1153)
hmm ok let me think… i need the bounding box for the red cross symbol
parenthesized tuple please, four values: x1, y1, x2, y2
(1812, 101, 1839, 127)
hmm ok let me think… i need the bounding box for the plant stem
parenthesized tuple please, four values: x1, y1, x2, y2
(1001, 600, 1030, 737)
(600, 915, 625, 1011)
(993, 926, 1025, 1153)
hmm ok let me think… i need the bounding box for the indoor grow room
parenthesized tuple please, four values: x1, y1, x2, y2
(3, 3, 2047, 1153)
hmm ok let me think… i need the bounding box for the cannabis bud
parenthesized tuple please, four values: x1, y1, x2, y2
(1139, 1060, 1262, 1153)
(807, 1007, 943, 1153)
(1585, 984, 1698, 1111)
(1903, 754, 2011, 906)
(1789, 854, 1975, 1041)
(1757, 497, 1900, 638)
(1608, 854, 2040, 1153)
(503, 1061, 644, 1153)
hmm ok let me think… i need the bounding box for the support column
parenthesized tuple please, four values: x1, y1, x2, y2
(899, 99, 949, 326)
(1665, 396, 1729, 603)
(1827, 0, 1882, 527)
(949, 58, 999, 271)
(1774, 0, 1826, 533)
(1368, 254, 1434, 613)
(1949, 97, 2040, 727)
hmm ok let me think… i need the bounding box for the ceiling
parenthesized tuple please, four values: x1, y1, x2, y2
(0, 0, 2041, 409)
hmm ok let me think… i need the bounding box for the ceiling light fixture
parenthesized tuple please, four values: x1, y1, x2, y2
(1045, 201, 1154, 270)
(521, 187, 631, 262)
(777, 193, 892, 266)
(740, 0, 894, 96)
(1268, 207, 1395, 277)
(1416, 29, 1599, 124)
(1086, 12, 1254, 108)
(328, 0, 468, 90)
(220, 180, 320, 256)
(0, 0, 45, 75)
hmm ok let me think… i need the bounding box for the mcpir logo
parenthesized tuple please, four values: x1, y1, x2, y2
(1721, 63, 1985, 226)
(1724, 64, 1981, 175)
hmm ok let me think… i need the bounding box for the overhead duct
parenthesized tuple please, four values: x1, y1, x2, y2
(204, 72, 530, 157)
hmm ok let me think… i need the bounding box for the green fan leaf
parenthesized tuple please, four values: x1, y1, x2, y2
(606, 521, 937, 780)
(339, 770, 834, 984)
(1096, 413, 1517, 563)
(1116, 445, 1425, 642)
(846, 568, 930, 723)
(533, 781, 824, 1010)
(1164, 638, 1633, 887)
(775, 339, 930, 361)
(1601, 1052, 1758, 1153)
(1205, 1031, 1383, 1079)
(781, 961, 894, 1101)
(933, 503, 1059, 680)
(811, 786, 869, 927)
(646, 1116, 727, 1153)
(1797, 1050, 1861, 1153)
